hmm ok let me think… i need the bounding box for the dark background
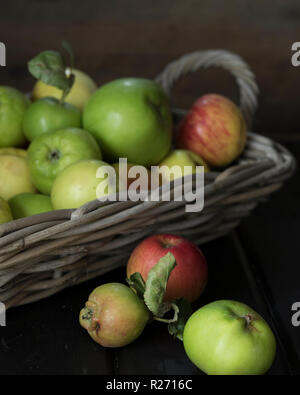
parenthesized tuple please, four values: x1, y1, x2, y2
(0, 0, 299, 376)
(0, 0, 300, 137)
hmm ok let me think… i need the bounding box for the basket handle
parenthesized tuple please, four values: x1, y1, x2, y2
(155, 49, 259, 127)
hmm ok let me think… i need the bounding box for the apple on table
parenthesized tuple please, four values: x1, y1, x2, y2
(127, 234, 208, 302)
(79, 283, 150, 348)
(183, 300, 276, 375)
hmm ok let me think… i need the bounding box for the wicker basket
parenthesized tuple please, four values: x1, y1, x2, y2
(0, 50, 296, 310)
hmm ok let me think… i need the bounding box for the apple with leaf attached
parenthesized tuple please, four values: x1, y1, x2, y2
(29, 40, 97, 110)
(127, 234, 208, 302)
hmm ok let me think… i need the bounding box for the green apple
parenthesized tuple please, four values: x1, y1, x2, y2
(0, 154, 36, 200)
(0, 86, 30, 147)
(28, 127, 102, 195)
(83, 78, 172, 166)
(0, 196, 13, 224)
(183, 300, 276, 375)
(23, 97, 81, 141)
(9, 193, 53, 219)
(157, 149, 209, 184)
(51, 159, 114, 210)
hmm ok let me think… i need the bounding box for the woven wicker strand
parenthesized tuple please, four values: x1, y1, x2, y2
(0, 50, 296, 309)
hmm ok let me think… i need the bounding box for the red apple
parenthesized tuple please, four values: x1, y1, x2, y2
(177, 94, 246, 167)
(127, 234, 208, 302)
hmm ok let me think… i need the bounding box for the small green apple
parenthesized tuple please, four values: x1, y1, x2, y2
(0, 154, 36, 200)
(9, 193, 53, 219)
(157, 149, 209, 184)
(28, 127, 102, 195)
(83, 78, 172, 166)
(183, 300, 276, 375)
(0, 86, 30, 148)
(0, 196, 13, 224)
(51, 159, 114, 210)
(23, 97, 81, 141)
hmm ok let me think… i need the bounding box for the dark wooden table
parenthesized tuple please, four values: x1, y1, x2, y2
(0, 141, 299, 376)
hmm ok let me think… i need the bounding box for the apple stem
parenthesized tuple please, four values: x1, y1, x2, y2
(153, 316, 173, 324)
(243, 314, 253, 328)
(153, 303, 179, 324)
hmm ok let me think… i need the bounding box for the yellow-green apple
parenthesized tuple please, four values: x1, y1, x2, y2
(23, 97, 81, 141)
(0, 154, 36, 200)
(0, 86, 30, 147)
(127, 234, 208, 302)
(28, 127, 102, 195)
(183, 300, 276, 375)
(32, 68, 97, 110)
(0, 196, 13, 224)
(177, 94, 247, 167)
(157, 149, 209, 184)
(51, 159, 114, 210)
(79, 283, 150, 347)
(83, 78, 172, 166)
(9, 193, 53, 219)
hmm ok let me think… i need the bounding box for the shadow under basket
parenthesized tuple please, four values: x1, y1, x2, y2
(0, 49, 296, 309)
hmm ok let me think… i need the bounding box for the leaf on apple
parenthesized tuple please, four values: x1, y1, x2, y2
(28, 41, 75, 101)
(126, 272, 146, 299)
(168, 298, 193, 340)
(143, 252, 177, 317)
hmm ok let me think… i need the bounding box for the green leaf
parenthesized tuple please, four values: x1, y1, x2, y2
(27, 46, 75, 101)
(126, 272, 146, 299)
(143, 252, 177, 316)
(168, 298, 193, 340)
